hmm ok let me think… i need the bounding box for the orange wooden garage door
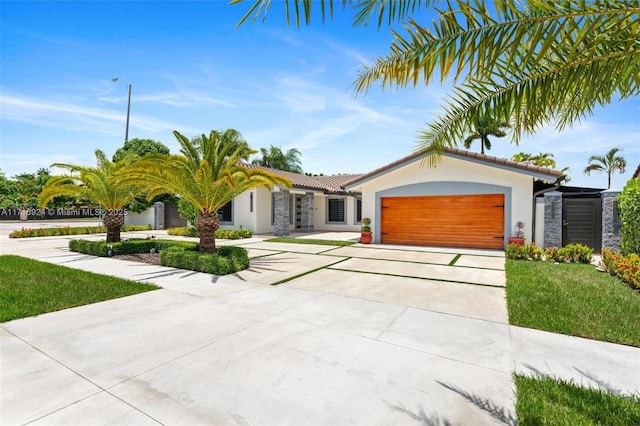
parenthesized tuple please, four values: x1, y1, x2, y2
(380, 194, 505, 249)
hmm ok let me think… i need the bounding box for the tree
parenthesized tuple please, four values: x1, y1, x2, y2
(39, 150, 143, 242)
(118, 129, 291, 253)
(233, 1, 640, 164)
(251, 145, 303, 174)
(584, 148, 626, 189)
(462, 116, 509, 155)
(112, 138, 170, 162)
(0, 170, 20, 209)
(512, 152, 557, 169)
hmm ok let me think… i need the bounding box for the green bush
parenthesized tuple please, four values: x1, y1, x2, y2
(160, 246, 249, 275)
(506, 243, 592, 264)
(216, 229, 252, 239)
(69, 238, 199, 256)
(166, 227, 253, 239)
(619, 179, 640, 255)
(9, 224, 152, 238)
(166, 226, 199, 237)
(506, 242, 543, 260)
(601, 248, 640, 290)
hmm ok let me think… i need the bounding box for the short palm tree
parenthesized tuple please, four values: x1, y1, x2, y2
(463, 116, 509, 155)
(38, 150, 143, 242)
(119, 129, 291, 253)
(584, 148, 627, 189)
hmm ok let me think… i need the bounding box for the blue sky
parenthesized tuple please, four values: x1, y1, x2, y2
(1, 1, 638, 190)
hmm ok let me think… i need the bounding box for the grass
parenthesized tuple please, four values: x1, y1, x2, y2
(505, 259, 640, 347)
(264, 237, 355, 246)
(0, 255, 159, 322)
(515, 375, 640, 425)
(9, 224, 152, 238)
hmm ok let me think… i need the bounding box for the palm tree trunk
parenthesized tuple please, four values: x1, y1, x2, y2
(607, 171, 612, 189)
(103, 211, 125, 243)
(196, 211, 220, 253)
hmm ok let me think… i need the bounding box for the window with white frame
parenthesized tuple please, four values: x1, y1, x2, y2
(327, 197, 346, 223)
(355, 198, 362, 223)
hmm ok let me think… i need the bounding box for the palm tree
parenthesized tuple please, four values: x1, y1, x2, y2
(119, 129, 291, 253)
(463, 116, 509, 155)
(38, 150, 143, 242)
(584, 148, 626, 189)
(233, 1, 639, 165)
(251, 145, 303, 174)
(512, 152, 557, 169)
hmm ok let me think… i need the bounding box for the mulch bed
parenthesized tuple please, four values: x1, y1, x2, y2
(112, 253, 161, 265)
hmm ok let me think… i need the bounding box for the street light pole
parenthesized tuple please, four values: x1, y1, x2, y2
(125, 83, 131, 143)
(112, 77, 132, 143)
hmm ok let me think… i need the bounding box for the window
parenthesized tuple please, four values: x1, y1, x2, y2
(217, 201, 232, 223)
(355, 198, 362, 223)
(327, 198, 346, 223)
(249, 192, 253, 213)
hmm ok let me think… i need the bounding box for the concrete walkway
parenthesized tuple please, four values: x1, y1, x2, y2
(1, 232, 639, 425)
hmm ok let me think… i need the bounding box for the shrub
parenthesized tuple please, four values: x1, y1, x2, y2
(167, 227, 252, 239)
(9, 224, 152, 238)
(69, 239, 198, 256)
(506, 243, 592, 264)
(619, 179, 640, 255)
(506, 242, 543, 260)
(167, 227, 198, 237)
(601, 248, 640, 290)
(216, 229, 252, 239)
(160, 246, 249, 275)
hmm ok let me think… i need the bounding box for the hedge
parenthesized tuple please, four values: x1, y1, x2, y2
(506, 243, 593, 264)
(619, 178, 640, 255)
(166, 227, 253, 239)
(160, 246, 249, 275)
(9, 224, 152, 238)
(69, 239, 199, 256)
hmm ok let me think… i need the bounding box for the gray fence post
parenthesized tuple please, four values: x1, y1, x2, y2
(543, 191, 562, 249)
(601, 189, 621, 252)
(153, 201, 165, 230)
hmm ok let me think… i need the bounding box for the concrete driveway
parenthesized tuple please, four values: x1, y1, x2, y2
(1, 232, 638, 425)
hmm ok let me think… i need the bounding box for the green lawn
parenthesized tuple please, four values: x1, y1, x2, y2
(505, 259, 640, 347)
(264, 237, 355, 246)
(515, 375, 640, 425)
(0, 255, 159, 322)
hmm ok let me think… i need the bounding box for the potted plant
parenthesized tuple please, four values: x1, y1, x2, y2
(360, 217, 372, 244)
(507, 221, 526, 246)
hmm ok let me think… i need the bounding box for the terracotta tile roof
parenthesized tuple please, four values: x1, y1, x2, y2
(634, 164, 640, 179)
(343, 147, 565, 187)
(241, 163, 363, 193)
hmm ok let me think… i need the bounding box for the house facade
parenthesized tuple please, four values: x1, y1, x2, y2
(343, 148, 563, 249)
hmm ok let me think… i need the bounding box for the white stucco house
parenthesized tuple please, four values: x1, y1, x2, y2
(129, 147, 565, 250)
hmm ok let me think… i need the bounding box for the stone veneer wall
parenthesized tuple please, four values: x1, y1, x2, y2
(300, 192, 314, 232)
(543, 191, 562, 248)
(601, 190, 621, 252)
(273, 190, 290, 236)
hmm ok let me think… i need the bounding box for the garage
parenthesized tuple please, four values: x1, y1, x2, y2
(380, 193, 505, 249)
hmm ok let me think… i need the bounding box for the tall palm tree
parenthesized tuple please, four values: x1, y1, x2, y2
(463, 116, 509, 155)
(584, 148, 626, 189)
(233, 1, 640, 165)
(119, 129, 291, 253)
(38, 150, 143, 242)
(252, 145, 303, 174)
